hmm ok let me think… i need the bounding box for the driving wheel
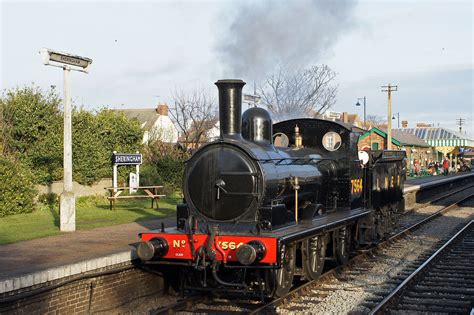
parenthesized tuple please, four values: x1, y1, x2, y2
(302, 234, 327, 280)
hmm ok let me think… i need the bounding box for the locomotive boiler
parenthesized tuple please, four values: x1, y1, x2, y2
(136, 79, 406, 298)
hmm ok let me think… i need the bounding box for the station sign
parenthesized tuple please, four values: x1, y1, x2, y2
(39, 48, 92, 72)
(49, 52, 90, 68)
(244, 94, 261, 104)
(112, 153, 142, 165)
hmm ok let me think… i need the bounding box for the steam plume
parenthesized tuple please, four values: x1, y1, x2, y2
(216, 0, 356, 79)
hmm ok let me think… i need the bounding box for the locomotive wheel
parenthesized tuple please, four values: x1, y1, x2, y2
(302, 235, 327, 280)
(268, 243, 296, 297)
(333, 227, 350, 265)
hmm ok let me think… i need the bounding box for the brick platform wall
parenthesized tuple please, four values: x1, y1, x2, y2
(0, 264, 166, 314)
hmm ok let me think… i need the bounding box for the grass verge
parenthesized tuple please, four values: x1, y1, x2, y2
(0, 193, 180, 245)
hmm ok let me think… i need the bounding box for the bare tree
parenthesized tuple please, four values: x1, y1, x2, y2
(258, 64, 338, 121)
(169, 88, 216, 149)
(365, 114, 387, 129)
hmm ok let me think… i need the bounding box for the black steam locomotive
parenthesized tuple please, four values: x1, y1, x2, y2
(137, 79, 406, 297)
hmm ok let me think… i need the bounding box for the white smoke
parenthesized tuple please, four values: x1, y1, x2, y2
(216, 0, 356, 79)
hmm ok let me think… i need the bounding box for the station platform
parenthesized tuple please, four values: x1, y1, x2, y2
(0, 217, 175, 294)
(403, 171, 474, 193)
(1, 172, 473, 295)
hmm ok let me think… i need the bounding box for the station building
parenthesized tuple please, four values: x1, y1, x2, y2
(357, 127, 435, 166)
(398, 126, 474, 163)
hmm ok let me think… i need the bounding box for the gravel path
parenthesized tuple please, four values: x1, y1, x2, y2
(278, 201, 473, 314)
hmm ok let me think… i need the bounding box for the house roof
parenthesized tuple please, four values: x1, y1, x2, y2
(385, 129, 430, 147)
(359, 127, 402, 146)
(114, 109, 158, 130)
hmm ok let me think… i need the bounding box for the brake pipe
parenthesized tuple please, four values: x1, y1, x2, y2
(214, 234, 227, 264)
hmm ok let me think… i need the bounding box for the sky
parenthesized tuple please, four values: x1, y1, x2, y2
(1, 0, 473, 137)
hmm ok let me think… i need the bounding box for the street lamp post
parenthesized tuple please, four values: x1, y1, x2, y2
(392, 112, 400, 128)
(355, 96, 366, 129)
(39, 48, 92, 232)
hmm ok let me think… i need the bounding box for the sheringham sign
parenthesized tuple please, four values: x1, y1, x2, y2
(40, 48, 92, 73)
(112, 153, 143, 165)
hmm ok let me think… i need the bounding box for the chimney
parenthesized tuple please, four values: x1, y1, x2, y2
(215, 79, 246, 139)
(156, 103, 169, 116)
(342, 112, 349, 123)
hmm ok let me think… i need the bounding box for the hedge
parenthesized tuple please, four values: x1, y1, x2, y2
(0, 156, 37, 217)
(1, 86, 144, 186)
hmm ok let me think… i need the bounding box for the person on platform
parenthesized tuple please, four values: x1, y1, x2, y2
(442, 158, 450, 176)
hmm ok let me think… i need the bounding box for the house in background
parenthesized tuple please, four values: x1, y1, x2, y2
(320, 111, 363, 128)
(115, 104, 179, 144)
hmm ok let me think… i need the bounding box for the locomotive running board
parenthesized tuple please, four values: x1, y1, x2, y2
(272, 207, 370, 244)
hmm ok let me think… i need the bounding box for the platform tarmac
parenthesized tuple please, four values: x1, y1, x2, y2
(1, 172, 473, 294)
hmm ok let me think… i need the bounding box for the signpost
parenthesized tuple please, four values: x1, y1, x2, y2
(40, 48, 92, 232)
(112, 152, 142, 193)
(243, 94, 261, 107)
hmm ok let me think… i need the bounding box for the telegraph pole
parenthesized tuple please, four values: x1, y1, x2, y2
(382, 84, 398, 150)
(456, 118, 466, 133)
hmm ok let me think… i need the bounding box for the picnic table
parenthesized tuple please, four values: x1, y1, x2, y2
(104, 186, 165, 210)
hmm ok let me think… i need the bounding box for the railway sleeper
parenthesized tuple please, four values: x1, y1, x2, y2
(392, 303, 468, 314)
(415, 281, 474, 289)
(399, 296, 472, 307)
(424, 274, 474, 281)
(412, 284, 474, 295)
(429, 265, 474, 272)
(405, 290, 473, 300)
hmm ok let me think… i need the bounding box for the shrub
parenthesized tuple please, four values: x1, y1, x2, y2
(143, 141, 189, 191)
(0, 85, 144, 186)
(38, 193, 59, 206)
(0, 156, 37, 217)
(0, 85, 62, 184)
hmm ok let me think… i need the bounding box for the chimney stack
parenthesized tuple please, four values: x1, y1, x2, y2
(215, 79, 246, 139)
(156, 103, 169, 116)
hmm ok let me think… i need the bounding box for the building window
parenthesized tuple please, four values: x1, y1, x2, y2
(372, 142, 379, 150)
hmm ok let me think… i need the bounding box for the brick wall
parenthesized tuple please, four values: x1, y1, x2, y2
(36, 178, 112, 198)
(358, 133, 386, 150)
(0, 263, 167, 314)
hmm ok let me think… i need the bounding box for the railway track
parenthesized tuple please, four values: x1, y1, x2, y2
(370, 219, 474, 314)
(150, 187, 474, 314)
(253, 192, 474, 314)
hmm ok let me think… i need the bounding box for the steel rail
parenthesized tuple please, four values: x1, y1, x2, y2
(409, 182, 474, 211)
(369, 219, 474, 315)
(151, 294, 208, 315)
(250, 192, 474, 314)
(387, 193, 473, 242)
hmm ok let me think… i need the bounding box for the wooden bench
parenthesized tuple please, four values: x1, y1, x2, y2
(105, 186, 165, 211)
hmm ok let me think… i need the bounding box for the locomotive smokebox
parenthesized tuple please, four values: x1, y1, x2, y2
(215, 79, 246, 139)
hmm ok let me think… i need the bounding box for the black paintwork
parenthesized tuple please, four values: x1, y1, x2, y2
(179, 81, 405, 237)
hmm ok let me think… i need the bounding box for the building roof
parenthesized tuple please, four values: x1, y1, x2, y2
(115, 109, 158, 130)
(401, 127, 468, 141)
(398, 127, 474, 148)
(385, 129, 430, 147)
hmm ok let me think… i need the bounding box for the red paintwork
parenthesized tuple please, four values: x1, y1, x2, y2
(141, 233, 278, 264)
